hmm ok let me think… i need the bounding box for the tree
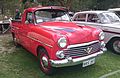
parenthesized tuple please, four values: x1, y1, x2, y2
(19, 0, 39, 9)
(37, 0, 73, 10)
(56, 0, 73, 9)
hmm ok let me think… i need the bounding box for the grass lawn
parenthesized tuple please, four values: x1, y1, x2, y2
(0, 34, 120, 78)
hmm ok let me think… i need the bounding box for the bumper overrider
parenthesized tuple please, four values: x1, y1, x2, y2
(50, 50, 105, 67)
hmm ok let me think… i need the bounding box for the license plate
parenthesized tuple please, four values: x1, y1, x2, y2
(82, 58, 95, 67)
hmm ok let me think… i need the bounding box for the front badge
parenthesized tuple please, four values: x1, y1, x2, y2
(84, 46, 93, 54)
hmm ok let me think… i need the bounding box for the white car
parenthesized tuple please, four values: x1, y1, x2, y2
(72, 11, 120, 54)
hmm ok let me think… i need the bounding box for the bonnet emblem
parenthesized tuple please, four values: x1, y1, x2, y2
(84, 46, 93, 54)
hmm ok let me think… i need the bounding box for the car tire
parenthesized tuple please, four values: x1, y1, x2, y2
(38, 48, 55, 75)
(109, 38, 120, 54)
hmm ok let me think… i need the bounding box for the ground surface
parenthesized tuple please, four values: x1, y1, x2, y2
(0, 33, 120, 78)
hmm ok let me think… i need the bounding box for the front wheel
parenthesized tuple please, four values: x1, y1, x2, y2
(109, 38, 120, 54)
(38, 48, 55, 75)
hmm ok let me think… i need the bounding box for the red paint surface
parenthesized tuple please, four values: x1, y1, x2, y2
(11, 6, 102, 60)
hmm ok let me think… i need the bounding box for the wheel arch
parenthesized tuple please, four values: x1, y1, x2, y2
(36, 45, 55, 75)
(107, 37, 120, 44)
(36, 45, 48, 57)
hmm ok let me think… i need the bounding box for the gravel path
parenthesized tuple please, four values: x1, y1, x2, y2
(0, 34, 15, 54)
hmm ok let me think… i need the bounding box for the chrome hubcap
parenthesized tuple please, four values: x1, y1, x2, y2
(113, 40, 120, 53)
(41, 56, 49, 68)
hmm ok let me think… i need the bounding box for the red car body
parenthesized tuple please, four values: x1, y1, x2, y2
(10, 6, 106, 75)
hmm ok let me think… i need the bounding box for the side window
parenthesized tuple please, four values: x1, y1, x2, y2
(26, 12, 33, 23)
(87, 14, 99, 23)
(74, 14, 86, 22)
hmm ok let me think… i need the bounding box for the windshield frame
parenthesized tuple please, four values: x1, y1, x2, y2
(34, 9, 71, 24)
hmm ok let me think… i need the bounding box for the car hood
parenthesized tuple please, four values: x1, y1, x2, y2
(39, 21, 100, 44)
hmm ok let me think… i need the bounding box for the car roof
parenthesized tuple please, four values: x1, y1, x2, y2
(25, 6, 68, 12)
(108, 8, 120, 11)
(75, 11, 110, 14)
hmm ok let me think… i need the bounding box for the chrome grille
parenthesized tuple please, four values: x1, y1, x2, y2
(64, 42, 101, 58)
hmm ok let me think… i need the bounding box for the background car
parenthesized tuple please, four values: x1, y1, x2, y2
(73, 11, 120, 54)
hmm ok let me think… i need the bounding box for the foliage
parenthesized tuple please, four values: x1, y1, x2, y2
(0, 0, 21, 19)
(1, 0, 120, 18)
(19, 0, 120, 11)
(95, 0, 120, 10)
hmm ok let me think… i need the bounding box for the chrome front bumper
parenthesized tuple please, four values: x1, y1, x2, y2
(50, 50, 105, 67)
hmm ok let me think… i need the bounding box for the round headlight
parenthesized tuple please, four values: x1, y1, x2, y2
(58, 37, 67, 48)
(99, 31, 105, 40)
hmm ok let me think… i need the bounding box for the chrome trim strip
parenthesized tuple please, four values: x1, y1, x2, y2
(27, 36, 53, 48)
(67, 40, 99, 48)
(50, 50, 104, 67)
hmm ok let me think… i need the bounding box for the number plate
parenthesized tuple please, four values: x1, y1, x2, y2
(82, 58, 95, 67)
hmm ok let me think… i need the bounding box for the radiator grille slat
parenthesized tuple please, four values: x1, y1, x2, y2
(64, 42, 101, 58)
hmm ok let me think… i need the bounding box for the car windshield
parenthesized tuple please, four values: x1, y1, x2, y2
(35, 9, 71, 23)
(99, 12, 120, 24)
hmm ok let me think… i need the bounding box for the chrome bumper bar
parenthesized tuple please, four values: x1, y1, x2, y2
(50, 50, 105, 67)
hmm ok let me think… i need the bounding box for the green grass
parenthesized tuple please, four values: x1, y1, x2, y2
(0, 48, 120, 78)
(0, 36, 120, 78)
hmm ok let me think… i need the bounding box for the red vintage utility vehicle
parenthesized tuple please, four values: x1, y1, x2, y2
(10, 6, 106, 75)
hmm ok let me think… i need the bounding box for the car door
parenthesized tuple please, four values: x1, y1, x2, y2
(73, 13, 106, 29)
(72, 13, 87, 25)
(19, 12, 33, 50)
(85, 13, 103, 29)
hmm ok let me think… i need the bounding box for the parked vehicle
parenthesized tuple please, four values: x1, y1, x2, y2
(0, 19, 10, 34)
(73, 11, 120, 54)
(10, 6, 106, 75)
